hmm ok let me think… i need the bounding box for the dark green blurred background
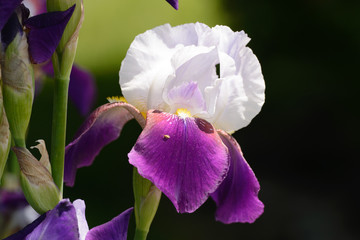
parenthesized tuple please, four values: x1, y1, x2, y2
(27, 0, 359, 239)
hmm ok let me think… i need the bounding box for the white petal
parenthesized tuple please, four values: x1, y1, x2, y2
(211, 48, 265, 132)
(73, 199, 89, 240)
(120, 23, 211, 113)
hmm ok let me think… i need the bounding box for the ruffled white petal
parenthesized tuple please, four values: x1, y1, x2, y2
(119, 23, 264, 131)
(211, 48, 265, 132)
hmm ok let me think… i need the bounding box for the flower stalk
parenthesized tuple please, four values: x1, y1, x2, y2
(47, 0, 83, 195)
(133, 167, 161, 240)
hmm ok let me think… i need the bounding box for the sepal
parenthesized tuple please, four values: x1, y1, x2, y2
(12, 143, 61, 214)
(1, 32, 34, 147)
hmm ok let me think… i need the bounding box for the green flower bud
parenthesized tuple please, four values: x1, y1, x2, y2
(1, 32, 34, 148)
(47, 0, 83, 79)
(133, 167, 161, 239)
(12, 141, 61, 214)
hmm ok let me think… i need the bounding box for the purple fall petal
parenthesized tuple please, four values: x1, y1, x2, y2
(24, 4, 75, 63)
(69, 65, 97, 116)
(86, 208, 133, 240)
(4, 199, 79, 240)
(0, 0, 23, 31)
(211, 131, 264, 224)
(64, 102, 145, 187)
(4, 214, 46, 240)
(166, 0, 178, 10)
(129, 110, 229, 213)
(26, 199, 79, 240)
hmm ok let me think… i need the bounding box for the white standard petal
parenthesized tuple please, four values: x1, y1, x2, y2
(211, 47, 265, 132)
(163, 46, 219, 115)
(120, 23, 211, 113)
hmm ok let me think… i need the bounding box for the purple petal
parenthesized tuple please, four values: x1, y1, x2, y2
(4, 199, 79, 240)
(1, 12, 23, 49)
(4, 213, 46, 240)
(26, 199, 79, 240)
(0, 190, 28, 214)
(0, 0, 23, 31)
(24, 4, 75, 63)
(129, 110, 229, 213)
(69, 65, 97, 116)
(211, 131, 264, 223)
(65, 102, 145, 187)
(86, 208, 133, 240)
(166, 0, 178, 10)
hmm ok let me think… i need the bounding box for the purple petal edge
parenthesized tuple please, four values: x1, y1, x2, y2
(129, 110, 229, 213)
(85, 208, 133, 240)
(24, 4, 75, 63)
(211, 131, 264, 224)
(0, 0, 23, 31)
(166, 0, 178, 10)
(64, 102, 145, 187)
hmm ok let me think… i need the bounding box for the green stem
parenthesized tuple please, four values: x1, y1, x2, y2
(134, 229, 148, 240)
(50, 76, 69, 197)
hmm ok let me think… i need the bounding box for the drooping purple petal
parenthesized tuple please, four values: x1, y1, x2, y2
(0, 0, 23, 31)
(64, 102, 145, 187)
(129, 110, 229, 213)
(4, 199, 79, 240)
(166, 0, 178, 10)
(86, 208, 133, 240)
(24, 4, 75, 63)
(69, 65, 97, 116)
(211, 131, 264, 223)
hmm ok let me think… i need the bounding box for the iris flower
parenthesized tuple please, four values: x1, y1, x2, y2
(4, 199, 133, 240)
(65, 23, 265, 223)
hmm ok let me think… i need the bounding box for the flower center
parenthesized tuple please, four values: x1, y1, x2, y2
(176, 108, 191, 118)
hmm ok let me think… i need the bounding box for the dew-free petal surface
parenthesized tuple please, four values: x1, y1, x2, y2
(86, 208, 133, 240)
(69, 65, 96, 116)
(24, 5, 75, 63)
(4, 199, 78, 240)
(211, 131, 264, 223)
(0, 0, 23, 31)
(64, 102, 145, 187)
